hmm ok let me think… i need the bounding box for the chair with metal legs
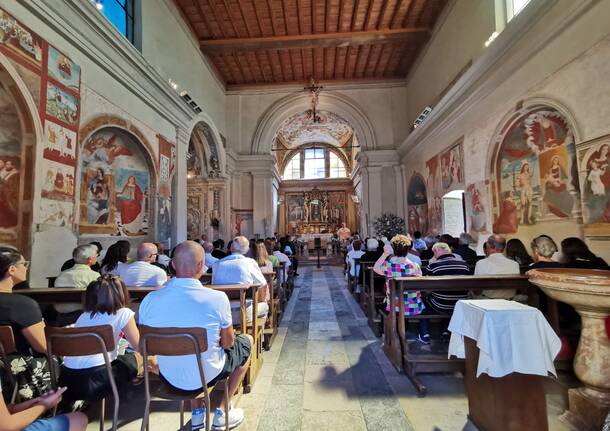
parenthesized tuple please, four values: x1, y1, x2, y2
(45, 325, 118, 431)
(138, 326, 230, 431)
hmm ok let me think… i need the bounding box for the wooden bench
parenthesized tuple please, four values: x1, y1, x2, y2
(346, 257, 361, 294)
(21, 283, 265, 393)
(387, 275, 540, 395)
(358, 263, 386, 336)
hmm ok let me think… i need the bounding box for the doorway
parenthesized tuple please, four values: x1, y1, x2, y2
(442, 190, 465, 237)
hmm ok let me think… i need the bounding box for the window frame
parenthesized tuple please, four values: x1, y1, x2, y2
(97, 0, 137, 45)
(282, 147, 348, 180)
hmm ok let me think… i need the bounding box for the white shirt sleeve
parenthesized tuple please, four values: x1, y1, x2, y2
(474, 260, 484, 275)
(250, 260, 267, 285)
(218, 294, 232, 329)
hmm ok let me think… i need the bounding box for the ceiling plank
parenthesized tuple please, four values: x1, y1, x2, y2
(206, 0, 227, 38)
(376, 0, 390, 29)
(200, 27, 430, 52)
(280, 0, 290, 35)
(221, 0, 241, 37)
(194, 0, 216, 39)
(296, 0, 303, 34)
(236, 1, 253, 37)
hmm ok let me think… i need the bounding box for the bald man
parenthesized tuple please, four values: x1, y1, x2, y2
(117, 242, 168, 287)
(138, 241, 251, 429)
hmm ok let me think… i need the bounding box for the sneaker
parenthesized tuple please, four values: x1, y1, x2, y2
(416, 334, 430, 345)
(212, 407, 244, 430)
(441, 330, 451, 340)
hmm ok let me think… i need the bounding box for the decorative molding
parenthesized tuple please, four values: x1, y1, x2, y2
(251, 91, 377, 154)
(398, 0, 598, 159)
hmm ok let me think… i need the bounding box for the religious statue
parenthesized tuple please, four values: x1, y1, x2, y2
(322, 192, 329, 222)
(303, 192, 311, 222)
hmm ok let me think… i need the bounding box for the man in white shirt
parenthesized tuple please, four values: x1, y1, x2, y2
(203, 242, 219, 269)
(55, 244, 101, 319)
(474, 234, 520, 299)
(213, 236, 269, 325)
(139, 241, 251, 430)
(346, 239, 365, 277)
(118, 242, 168, 287)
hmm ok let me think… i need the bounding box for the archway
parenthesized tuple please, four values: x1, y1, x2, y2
(442, 189, 465, 237)
(78, 126, 156, 242)
(0, 65, 38, 255)
(490, 103, 580, 236)
(187, 122, 224, 241)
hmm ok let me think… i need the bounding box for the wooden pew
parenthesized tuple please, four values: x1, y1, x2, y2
(359, 263, 386, 336)
(346, 257, 361, 294)
(387, 275, 539, 395)
(21, 283, 265, 392)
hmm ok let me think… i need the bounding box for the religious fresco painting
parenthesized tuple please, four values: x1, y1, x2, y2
(465, 180, 491, 241)
(0, 84, 21, 246)
(47, 46, 80, 92)
(440, 139, 465, 192)
(407, 173, 428, 235)
(79, 128, 151, 236)
(493, 106, 579, 234)
(41, 158, 75, 201)
(577, 134, 610, 236)
(425, 155, 442, 235)
(39, 198, 74, 227)
(44, 120, 76, 165)
(45, 82, 78, 126)
(9, 61, 41, 106)
(0, 8, 43, 68)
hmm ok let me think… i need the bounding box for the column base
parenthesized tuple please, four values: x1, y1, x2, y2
(560, 387, 610, 431)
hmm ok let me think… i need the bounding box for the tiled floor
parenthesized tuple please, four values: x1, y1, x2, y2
(87, 265, 578, 430)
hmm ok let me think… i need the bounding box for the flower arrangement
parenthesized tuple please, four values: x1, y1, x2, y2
(373, 213, 406, 239)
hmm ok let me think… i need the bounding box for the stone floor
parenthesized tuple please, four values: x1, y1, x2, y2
(87, 265, 578, 431)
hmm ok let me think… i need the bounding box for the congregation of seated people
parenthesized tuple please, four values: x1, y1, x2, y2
(1, 230, 607, 430)
(343, 230, 608, 345)
(0, 233, 299, 431)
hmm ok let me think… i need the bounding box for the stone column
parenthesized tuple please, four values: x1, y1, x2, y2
(173, 125, 189, 246)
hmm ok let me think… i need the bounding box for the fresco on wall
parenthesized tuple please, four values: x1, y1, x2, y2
(79, 128, 150, 236)
(425, 155, 442, 235)
(47, 46, 80, 92)
(465, 181, 491, 241)
(440, 140, 465, 191)
(577, 135, 610, 236)
(0, 85, 21, 245)
(0, 9, 43, 67)
(493, 107, 578, 234)
(39, 198, 73, 227)
(45, 82, 78, 126)
(44, 120, 76, 165)
(9, 61, 41, 107)
(157, 136, 175, 246)
(41, 158, 75, 201)
(407, 174, 428, 234)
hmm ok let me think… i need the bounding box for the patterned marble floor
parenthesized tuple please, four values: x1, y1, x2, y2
(86, 265, 577, 431)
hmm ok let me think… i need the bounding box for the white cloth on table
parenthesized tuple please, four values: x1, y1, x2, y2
(448, 299, 561, 378)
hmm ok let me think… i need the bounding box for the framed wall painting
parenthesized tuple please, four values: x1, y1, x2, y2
(577, 134, 610, 237)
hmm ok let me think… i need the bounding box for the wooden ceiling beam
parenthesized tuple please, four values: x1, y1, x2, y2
(200, 27, 429, 52)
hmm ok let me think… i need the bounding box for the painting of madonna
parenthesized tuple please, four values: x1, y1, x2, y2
(118, 174, 145, 235)
(542, 155, 574, 218)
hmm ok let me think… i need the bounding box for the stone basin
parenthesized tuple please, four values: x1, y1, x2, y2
(528, 267, 610, 430)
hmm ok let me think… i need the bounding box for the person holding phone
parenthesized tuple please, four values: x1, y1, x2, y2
(0, 384, 88, 431)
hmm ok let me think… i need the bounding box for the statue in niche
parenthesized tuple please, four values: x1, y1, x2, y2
(209, 156, 221, 178)
(303, 192, 311, 222)
(321, 192, 329, 222)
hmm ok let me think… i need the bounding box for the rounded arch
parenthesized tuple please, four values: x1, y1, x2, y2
(189, 121, 225, 178)
(252, 91, 377, 154)
(487, 98, 581, 232)
(0, 55, 43, 254)
(485, 97, 582, 176)
(77, 117, 158, 237)
(186, 115, 227, 177)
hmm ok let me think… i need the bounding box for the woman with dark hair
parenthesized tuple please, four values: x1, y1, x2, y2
(0, 248, 53, 400)
(59, 275, 144, 402)
(100, 240, 130, 275)
(373, 235, 429, 344)
(505, 238, 533, 266)
(561, 237, 609, 270)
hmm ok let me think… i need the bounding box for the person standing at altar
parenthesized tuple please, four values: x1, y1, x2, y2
(337, 222, 351, 241)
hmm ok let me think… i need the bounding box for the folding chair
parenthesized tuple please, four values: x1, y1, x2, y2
(45, 325, 118, 431)
(138, 326, 230, 431)
(0, 326, 19, 403)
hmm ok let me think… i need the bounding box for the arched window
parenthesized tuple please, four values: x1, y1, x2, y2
(281, 147, 348, 180)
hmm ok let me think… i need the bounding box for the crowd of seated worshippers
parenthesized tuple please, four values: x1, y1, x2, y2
(1, 236, 281, 430)
(342, 230, 608, 345)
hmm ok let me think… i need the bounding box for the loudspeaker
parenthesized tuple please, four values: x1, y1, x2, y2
(314, 237, 321, 248)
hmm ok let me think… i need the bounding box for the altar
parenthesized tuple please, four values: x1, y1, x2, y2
(284, 187, 346, 235)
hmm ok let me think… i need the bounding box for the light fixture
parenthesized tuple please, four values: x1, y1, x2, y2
(93, 0, 103, 10)
(484, 31, 499, 47)
(168, 79, 178, 90)
(304, 77, 323, 124)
